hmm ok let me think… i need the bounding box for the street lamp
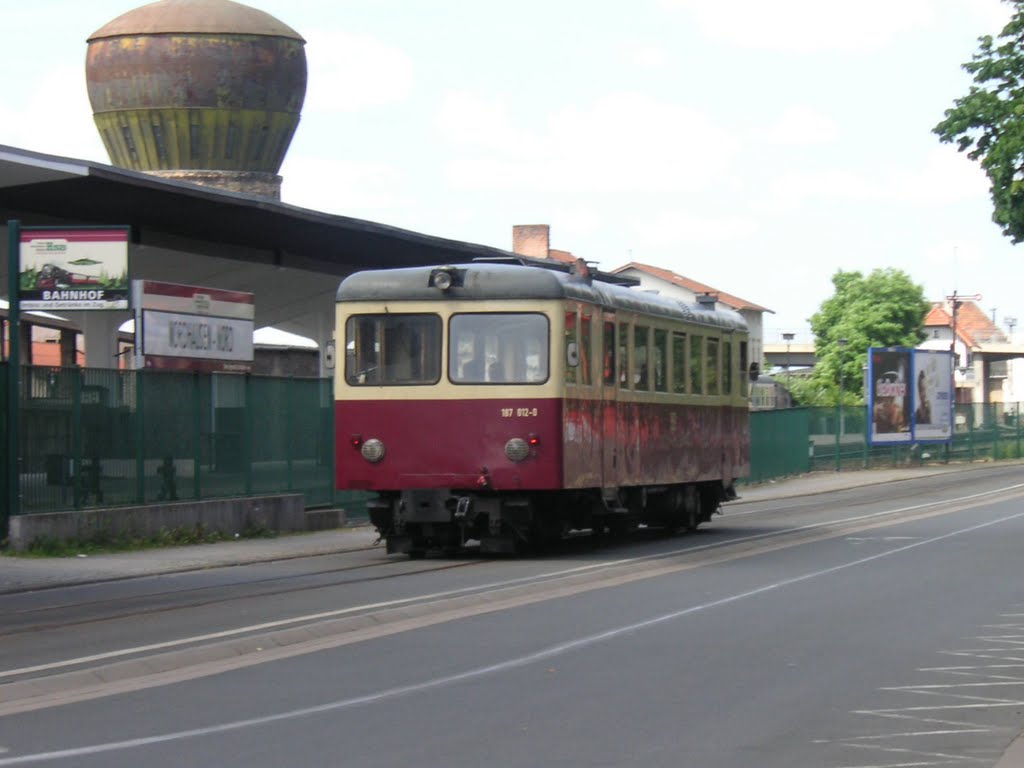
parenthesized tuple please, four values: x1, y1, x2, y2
(836, 338, 848, 472)
(782, 332, 795, 394)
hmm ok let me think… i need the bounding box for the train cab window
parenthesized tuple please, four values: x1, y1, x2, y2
(602, 321, 616, 386)
(672, 331, 687, 394)
(690, 334, 704, 395)
(634, 325, 649, 390)
(618, 322, 630, 390)
(580, 311, 593, 386)
(449, 313, 549, 385)
(723, 340, 733, 395)
(707, 337, 720, 396)
(653, 329, 668, 392)
(345, 314, 442, 386)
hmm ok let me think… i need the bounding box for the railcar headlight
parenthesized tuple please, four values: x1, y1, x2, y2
(361, 438, 386, 463)
(505, 438, 530, 462)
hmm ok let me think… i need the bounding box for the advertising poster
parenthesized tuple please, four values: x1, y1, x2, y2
(912, 349, 953, 442)
(869, 347, 913, 445)
(19, 228, 130, 310)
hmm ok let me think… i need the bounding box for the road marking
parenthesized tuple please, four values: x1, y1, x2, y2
(4, 504, 1024, 765)
(7, 481, 1024, 681)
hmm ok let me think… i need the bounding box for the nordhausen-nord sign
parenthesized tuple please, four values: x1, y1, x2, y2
(133, 280, 254, 373)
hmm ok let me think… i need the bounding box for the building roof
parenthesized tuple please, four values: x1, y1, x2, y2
(0, 144, 519, 277)
(610, 261, 772, 314)
(924, 300, 1005, 347)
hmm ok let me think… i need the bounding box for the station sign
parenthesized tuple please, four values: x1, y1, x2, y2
(133, 280, 254, 373)
(19, 228, 130, 310)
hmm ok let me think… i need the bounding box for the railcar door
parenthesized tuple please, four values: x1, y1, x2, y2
(600, 312, 618, 486)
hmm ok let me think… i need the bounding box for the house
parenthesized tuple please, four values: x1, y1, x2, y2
(921, 299, 1024, 405)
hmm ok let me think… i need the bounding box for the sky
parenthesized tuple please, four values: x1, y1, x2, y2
(0, 0, 1019, 344)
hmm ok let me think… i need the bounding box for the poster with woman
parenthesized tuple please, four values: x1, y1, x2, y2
(912, 349, 953, 442)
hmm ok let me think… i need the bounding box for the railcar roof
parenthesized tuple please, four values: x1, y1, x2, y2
(337, 263, 748, 332)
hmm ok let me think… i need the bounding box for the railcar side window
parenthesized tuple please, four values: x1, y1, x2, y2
(618, 322, 630, 390)
(740, 341, 749, 397)
(580, 311, 593, 386)
(653, 329, 667, 392)
(345, 314, 442, 386)
(634, 325, 649, 390)
(564, 311, 578, 385)
(672, 331, 687, 394)
(723, 340, 733, 395)
(690, 334, 704, 395)
(707, 337, 720, 395)
(449, 313, 549, 385)
(603, 321, 616, 386)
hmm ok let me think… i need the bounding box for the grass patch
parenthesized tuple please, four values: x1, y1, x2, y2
(8, 522, 277, 558)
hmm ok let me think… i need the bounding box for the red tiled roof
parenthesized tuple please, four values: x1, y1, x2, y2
(924, 300, 1005, 347)
(610, 261, 772, 313)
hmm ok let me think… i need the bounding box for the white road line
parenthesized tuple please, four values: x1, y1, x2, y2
(8, 481, 1024, 681)
(3, 502, 1024, 765)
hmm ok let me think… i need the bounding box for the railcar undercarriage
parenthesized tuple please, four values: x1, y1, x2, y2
(367, 481, 734, 557)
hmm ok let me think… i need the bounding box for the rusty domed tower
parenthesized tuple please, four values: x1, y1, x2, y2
(86, 0, 307, 199)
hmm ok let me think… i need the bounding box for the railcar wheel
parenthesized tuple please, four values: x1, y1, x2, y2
(408, 548, 427, 559)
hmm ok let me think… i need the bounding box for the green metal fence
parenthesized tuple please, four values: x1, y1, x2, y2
(748, 408, 812, 483)
(8, 366, 360, 518)
(749, 403, 1024, 481)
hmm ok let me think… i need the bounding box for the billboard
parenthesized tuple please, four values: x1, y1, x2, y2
(19, 228, 130, 310)
(133, 280, 254, 373)
(868, 347, 953, 445)
(911, 349, 954, 442)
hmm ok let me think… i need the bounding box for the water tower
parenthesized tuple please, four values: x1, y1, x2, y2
(86, 0, 307, 199)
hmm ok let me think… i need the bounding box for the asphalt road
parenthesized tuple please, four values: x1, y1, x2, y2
(4, 465, 1024, 767)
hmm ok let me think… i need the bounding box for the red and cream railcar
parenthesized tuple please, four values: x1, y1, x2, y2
(335, 260, 750, 556)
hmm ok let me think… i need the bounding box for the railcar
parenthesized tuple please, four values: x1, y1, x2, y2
(335, 258, 751, 556)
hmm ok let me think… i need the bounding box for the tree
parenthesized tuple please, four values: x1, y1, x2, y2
(934, 2, 1024, 242)
(799, 269, 929, 406)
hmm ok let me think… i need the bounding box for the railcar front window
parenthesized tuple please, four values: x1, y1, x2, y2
(450, 313, 549, 384)
(345, 314, 441, 386)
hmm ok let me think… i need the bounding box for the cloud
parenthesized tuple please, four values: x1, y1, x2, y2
(762, 105, 840, 146)
(756, 145, 989, 213)
(617, 42, 674, 70)
(658, 0, 934, 52)
(280, 153, 406, 217)
(302, 30, 414, 113)
(628, 210, 759, 248)
(0, 65, 106, 162)
(436, 91, 736, 194)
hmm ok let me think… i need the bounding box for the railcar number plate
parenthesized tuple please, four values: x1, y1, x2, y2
(501, 407, 538, 417)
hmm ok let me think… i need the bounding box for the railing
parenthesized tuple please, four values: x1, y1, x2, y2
(4, 366, 371, 520)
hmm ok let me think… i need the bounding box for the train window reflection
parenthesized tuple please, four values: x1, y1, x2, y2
(450, 313, 549, 385)
(345, 314, 441, 386)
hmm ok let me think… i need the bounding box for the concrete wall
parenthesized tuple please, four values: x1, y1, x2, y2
(8, 494, 344, 552)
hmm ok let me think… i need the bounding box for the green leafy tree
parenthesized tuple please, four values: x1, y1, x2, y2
(796, 269, 929, 406)
(934, 2, 1024, 242)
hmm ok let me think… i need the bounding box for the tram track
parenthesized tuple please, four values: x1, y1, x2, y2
(4, 478, 1024, 717)
(0, 555, 492, 638)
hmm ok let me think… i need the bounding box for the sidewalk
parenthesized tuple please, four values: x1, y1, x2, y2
(0, 463, 1005, 595)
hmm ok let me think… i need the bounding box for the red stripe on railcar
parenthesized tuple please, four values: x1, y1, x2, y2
(336, 398, 563, 491)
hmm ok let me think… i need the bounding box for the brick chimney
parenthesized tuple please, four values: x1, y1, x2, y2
(512, 224, 550, 259)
